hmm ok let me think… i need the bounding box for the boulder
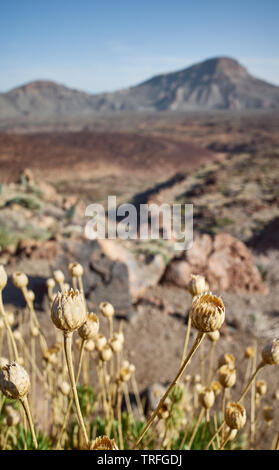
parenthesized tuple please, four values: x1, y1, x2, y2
(165, 233, 268, 294)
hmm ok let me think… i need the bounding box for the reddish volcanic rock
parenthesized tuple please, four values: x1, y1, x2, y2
(165, 233, 268, 294)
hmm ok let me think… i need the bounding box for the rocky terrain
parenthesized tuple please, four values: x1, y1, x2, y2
(1, 57, 279, 127)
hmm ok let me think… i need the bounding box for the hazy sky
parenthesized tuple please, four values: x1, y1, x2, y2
(1, 0, 278, 93)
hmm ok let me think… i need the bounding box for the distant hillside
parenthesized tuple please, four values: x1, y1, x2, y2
(1, 57, 279, 122)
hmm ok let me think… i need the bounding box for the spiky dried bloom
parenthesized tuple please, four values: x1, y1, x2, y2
(69, 262, 84, 278)
(53, 270, 65, 284)
(12, 272, 28, 289)
(5, 405, 20, 427)
(262, 339, 279, 365)
(219, 365, 236, 389)
(211, 381, 223, 397)
(199, 388, 215, 409)
(100, 345, 113, 362)
(207, 330, 220, 342)
(263, 406, 274, 422)
(0, 362, 30, 399)
(51, 289, 86, 332)
(78, 313, 99, 340)
(218, 353, 235, 369)
(0, 357, 9, 370)
(0, 265, 8, 290)
(84, 339, 95, 352)
(244, 346, 256, 359)
(99, 301, 115, 318)
(90, 436, 118, 450)
(95, 334, 107, 351)
(256, 380, 267, 396)
(188, 274, 209, 297)
(225, 402, 246, 430)
(190, 292, 225, 332)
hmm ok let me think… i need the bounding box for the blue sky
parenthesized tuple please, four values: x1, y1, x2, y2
(1, 0, 278, 93)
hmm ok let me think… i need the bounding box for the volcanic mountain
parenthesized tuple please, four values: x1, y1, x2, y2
(1, 57, 279, 121)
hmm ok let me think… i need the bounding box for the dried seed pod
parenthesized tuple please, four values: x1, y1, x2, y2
(225, 402, 246, 430)
(51, 289, 86, 332)
(122, 360, 130, 369)
(0, 357, 9, 370)
(90, 436, 118, 450)
(129, 363, 136, 374)
(99, 301, 115, 318)
(120, 366, 132, 383)
(244, 346, 256, 359)
(27, 290, 35, 302)
(78, 313, 99, 340)
(12, 272, 28, 289)
(219, 365, 236, 388)
(207, 331, 220, 342)
(84, 339, 95, 352)
(59, 381, 71, 396)
(46, 278, 55, 290)
(5, 405, 20, 426)
(31, 326, 39, 337)
(158, 401, 170, 420)
(190, 292, 225, 332)
(110, 336, 123, 353)
(199, 388, 215, 409)
(0, 361, 30, 399)
(218, 353, 235, 369)
(256, 380, 267, 396)
(95, 334, 107, 351)
(188, 274, 209, 297)
(69, 262, 84, 278)
(100, 345, 113, 362)
(263, 406, 274, 422)
(262, 339, 279, 365)
(211, 381, 223, 397)
(0, 265, 8, 290)
(53, 270, 65, 284)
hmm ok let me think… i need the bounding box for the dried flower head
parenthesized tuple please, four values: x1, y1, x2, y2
(199, 388, 215, 409)
(211, 381, 223, 397)
(51, 289, 86, 332)
(12, 272, 28, 289)
(95, 334, 107, 351)
(99, 301, 115, 318)
(120, 366, 132, 383)
(263, 406, 274, 422)
(100, 345, 113, 362)
(218, 353, 235, 369)
(78, 313, 99, 340)
(225, 402, 246, 430)
(0, 265, 8, 290)
(190, 292, 225, 332)
(31, 326, 39, 337)
(188, 274, 209, 297)
(219, 365, 236, 388)
(46, 278, 55, 290)
(53, 270, 65, 284)
(244, 346, 256, 359)
(256, 380, 267, 396)
(0, 361, 30, 399)
(262, 339, 279, 365)
(90, 436, 118, 450)
(110, 335, 123, 353)
(84, 339, 95, 352)
(69, 262, 84, 278)
(207, 331, 220, 342)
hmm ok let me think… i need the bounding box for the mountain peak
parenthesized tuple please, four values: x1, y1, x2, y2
(193, 56, 249, 77)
